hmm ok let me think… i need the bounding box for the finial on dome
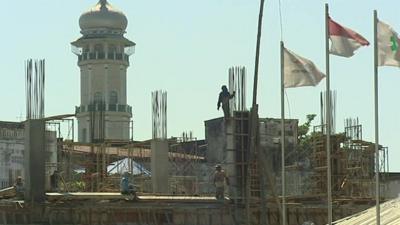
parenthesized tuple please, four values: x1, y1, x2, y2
(99, 0, 107, 10)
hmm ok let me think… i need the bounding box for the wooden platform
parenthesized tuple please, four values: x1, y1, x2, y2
(46, 192, 229, 203)
(0, 187, 16, 199)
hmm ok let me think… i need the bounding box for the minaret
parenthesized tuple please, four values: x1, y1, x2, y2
(72, 0, 135, 143)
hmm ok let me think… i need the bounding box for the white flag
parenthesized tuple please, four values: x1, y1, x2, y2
(284, 48, 326, 88)
(378, 20, 400, 67)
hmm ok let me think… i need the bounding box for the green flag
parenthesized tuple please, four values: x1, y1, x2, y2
(378, 20, 400, 67)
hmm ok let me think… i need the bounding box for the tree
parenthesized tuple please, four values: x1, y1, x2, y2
(298, 114, 317, 142)
(297, 114, 317, 160)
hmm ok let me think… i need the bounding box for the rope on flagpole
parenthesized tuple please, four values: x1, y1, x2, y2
(284, 90, 291, 119)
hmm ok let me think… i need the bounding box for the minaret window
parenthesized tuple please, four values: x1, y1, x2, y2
(83, 45, 89, 53)
(94, 44, 103, 51)
(95, 44, 105, 59)
(109, 91, 118, 104)
(108, 45, 117, 59)
(94, 92, 103, 104)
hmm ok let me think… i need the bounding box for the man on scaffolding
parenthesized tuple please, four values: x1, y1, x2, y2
(213, 164, 229, 200)
(120, 172, 137, 200)
(217, 85, 235, 118)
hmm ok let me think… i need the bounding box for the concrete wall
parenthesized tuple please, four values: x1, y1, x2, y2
(259, 118, 298, 172)
(385, 180, 400, 199)
(204, 117, 226, 163)
(384, 174, 400, 199)
(204, 118, 236, 196)
(0, 121, 57, 191)
(0, 124, 24, 189)
(204, 117, 300, 197)
(259, 118, 299, 196)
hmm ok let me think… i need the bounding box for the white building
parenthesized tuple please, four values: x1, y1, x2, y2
(0, 121, 57, 189)
(72, 0, 135, 143)
(0, 122, 24, 189)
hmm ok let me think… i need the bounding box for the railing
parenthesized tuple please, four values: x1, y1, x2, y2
(75, 104, 132, 115)
(78, 52, 129, 63)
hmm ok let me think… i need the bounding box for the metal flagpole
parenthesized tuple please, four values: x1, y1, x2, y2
(373, 9, 381, 225)
(280, 41, 287, 225)
(325, 3, 333, 225)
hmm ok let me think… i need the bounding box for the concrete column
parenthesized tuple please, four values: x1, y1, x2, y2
(24, 119, 46, 203)
(225, 119, 236, 197)
(151, 139, 169, 193)
(204, 118, 226, 163)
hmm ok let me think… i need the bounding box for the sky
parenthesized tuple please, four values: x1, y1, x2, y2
(0, 0, 399, 171)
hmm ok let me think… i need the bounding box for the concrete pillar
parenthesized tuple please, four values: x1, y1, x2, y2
(24, 119, 46, 203)
(151, 139, 169, 193)
(204, 117, 237, 198)
(225, 119, 236, 198)
(204, 117, 226, 163)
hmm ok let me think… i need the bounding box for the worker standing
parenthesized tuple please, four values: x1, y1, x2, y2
(50, 170, 60, 192)
(213, 164, 229, 200)
(13, 176, 24, 199)
(217, 85, 235, 118)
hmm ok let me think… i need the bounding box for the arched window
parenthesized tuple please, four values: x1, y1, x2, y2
(109, 91, 118, 104)
(108, 45, 117, 54)
(94, 92, 103, 104)
(94, 44, 103, 53)
(83, 45, 90, 53)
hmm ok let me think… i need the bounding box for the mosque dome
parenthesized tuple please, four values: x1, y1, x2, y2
(79, 0, 128, 34)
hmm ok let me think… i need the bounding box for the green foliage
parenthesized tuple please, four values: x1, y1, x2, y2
(298, 114, 316, 141)
(297, 114, 317, 159)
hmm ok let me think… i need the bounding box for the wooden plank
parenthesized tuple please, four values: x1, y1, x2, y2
(0, 187, 16, 199)
(46, 192, 230, 203)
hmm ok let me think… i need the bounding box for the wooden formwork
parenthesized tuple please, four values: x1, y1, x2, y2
(0, 196, 375, 225)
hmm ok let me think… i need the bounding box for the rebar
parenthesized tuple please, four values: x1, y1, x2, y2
(151, 90, 167, 140)
(320, 90, 336, 134)
(228, 66, 247, 115)
(25, 59, 45, 120)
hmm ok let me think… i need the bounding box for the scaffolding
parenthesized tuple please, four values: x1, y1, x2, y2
(308, 118, 387, 201)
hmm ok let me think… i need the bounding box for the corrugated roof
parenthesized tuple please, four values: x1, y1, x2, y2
(333, 198, 400, 225)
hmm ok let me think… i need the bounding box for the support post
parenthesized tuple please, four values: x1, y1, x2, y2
(325, 4, 333, 225)
(24, 119, 46, 203)
(280, 41, 287, 225)
(373, 9, 381, 225)
(151, 139, 169, 193)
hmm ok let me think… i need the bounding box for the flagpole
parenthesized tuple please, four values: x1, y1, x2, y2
(280, 41, 287, 225)
(325, 3, 333, 225)
(373, 9, 381, 225)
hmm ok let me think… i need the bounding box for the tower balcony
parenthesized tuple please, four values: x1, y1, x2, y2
(77, 52, 130, 63)
(75, 104, 132, 116)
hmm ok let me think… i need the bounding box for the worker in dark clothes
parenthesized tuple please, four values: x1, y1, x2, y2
(217, 85, 235, 118)
(13, 176, 24, 199)
(50, 170, 60, 192)
(120, 172, 136, 199)
(213, 164, 229, 200)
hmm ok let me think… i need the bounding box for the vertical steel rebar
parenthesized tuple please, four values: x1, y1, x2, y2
(152, 90, 167, 140)
(25, 59, 45, 120)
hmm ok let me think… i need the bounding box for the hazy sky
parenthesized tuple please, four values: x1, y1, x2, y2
(0, 1, 399, 171)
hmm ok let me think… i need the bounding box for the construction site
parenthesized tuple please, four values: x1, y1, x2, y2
(1, 0, 400, 225)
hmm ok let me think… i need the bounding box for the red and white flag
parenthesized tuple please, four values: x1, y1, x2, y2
(329, 17, 369, 57)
